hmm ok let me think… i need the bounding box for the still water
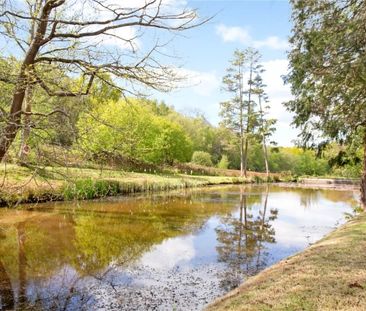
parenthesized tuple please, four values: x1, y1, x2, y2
(0, 185, 359, 310)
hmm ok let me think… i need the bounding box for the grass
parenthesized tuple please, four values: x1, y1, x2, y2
(0, 164, 263, 206)
(207, 212, 366, 311)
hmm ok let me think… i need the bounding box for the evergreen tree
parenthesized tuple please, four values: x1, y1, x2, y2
(220, 48, 262, 177)
(286, 0, 366, 208)
(253, 74, 277, 178)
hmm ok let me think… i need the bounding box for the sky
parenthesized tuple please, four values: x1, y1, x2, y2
(152, 0, 299, 146)
(0, 0, 298, 146)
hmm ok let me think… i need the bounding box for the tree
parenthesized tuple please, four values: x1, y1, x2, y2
(77, 98, 192, 165)
(191, 151, 213, 167)
(285, 0, 366, 208)
(220, 48, 261, 177)
(152, 118, 193, 165)
(215, 187, 277, 290)
(253, 74, 276, 178)
(217, 155, 230, 169)
(0, 0, 205, 161)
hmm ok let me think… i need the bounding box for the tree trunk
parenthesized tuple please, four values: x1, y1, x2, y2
(243, 66, 253, 177)
(361, 132, 366, 210)
(0, 85, 27, 161)
(18, 88, 32, 162)
(243, 137, 249, 178)
(238, 63, 245, 177)
(258, 95, 269, 179)
(0, 1, 55, 162)
(240, 134, 244, 177)
(263, 142, 269, 178)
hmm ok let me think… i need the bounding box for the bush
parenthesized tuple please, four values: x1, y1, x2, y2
(217, 155, 230, 169)
(191, 151, 213, 167)
(63, 179, 120, 200)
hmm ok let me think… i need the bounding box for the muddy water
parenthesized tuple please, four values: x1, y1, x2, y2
(0, 185, 359, 310)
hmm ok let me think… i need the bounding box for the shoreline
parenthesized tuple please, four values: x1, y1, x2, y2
(277, 181, 360, 191)
(207, 211, 366, 311)
(0, 166, 258, 207)
(1, 165, 361, 208)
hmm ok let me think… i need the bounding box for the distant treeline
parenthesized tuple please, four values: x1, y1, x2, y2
(0, 76, 361, 178)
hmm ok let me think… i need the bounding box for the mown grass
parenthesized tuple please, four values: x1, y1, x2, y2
(0, 164, 262, 206)
(207, 212, 366, 311)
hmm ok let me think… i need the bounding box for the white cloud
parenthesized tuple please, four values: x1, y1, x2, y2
(261, 59, 292, 120)
(254, 36, 290, 51)
(269, 191, 352, 247)
(229, 58, 292, 124)
(139, 235, 196, 270)
(156, 60, 298, 145)
(172, 68, 221, 97)
(216, 24, 289, 50)
(62, 0, 191, 51)
(68, 0, 188, 16)
(114, 0, 188, 10)
(223, 58, 298, 146)
(260, 59, 299, 145)
(216, 25, 252, 44)
(96, 27, 141, 51)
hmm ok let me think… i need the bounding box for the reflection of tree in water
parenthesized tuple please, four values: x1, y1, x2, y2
(0, 197, 234, 310)
(0, 222, 29, 310)
(215, 186, 278, 291)
(299, 188, 359, 209)
(0, 228, 14, 310)
(0, 212, 158, 310)
(0, 215, 83, 310)
(299, 188, 321, 209)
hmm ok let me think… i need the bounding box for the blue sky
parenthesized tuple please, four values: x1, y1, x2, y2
(153, 0, 299, 146)
(0, 0, 298, 146)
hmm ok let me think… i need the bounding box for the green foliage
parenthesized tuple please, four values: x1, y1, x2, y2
(191, 151, 213, 167)
(217, 155, 230, 169)
(63, 179, 120, 200)
(293, 150, 329, 176)
(220, 48, 261, 136)
(286, 0, 366, 144)
(265, 147, 330, 176)
(220, 48, 277, 176)
(285, 0, 365, 199)
(151, 119, 193, 165)
(77, 98, 192, 165)
(323, 140, 363, 178)
(0, 58, 16, 111)
(247, 143, 265, 171)
(166, 112, 224, 163)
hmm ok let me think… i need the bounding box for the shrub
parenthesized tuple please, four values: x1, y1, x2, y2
(191, 151, 213, 167)
(63, 179, 120, 200)
(217, 155, 230, 169)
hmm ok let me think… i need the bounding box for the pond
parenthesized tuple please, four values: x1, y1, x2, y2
(0, 185, 359, 310)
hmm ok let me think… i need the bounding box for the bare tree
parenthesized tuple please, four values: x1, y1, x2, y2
(0, 0, 206, 161)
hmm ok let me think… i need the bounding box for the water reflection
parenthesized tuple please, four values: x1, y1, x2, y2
(0, 185, 358, 310)
(216, 187, 278, 290)
(0, 253, 14, 310)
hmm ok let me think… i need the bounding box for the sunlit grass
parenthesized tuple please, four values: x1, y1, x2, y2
(0, 164, 256, 206)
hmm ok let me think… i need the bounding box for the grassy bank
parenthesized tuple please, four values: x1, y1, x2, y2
(0, 164, 263, 207)
(207, 212, 366, 311)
